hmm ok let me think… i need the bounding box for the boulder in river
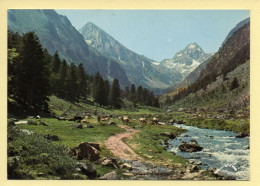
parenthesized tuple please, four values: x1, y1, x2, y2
(235, 133, 249, 138)
(186, 165, 200, 173)
(121, 163, 133, 170)
(179, 141, 203, 152)
(99, 157, 119, 168)
(160, 132, 176, 139)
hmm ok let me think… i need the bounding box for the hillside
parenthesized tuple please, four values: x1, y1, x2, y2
(8, 9, 131, 88)
(168, 18, 250, 92)
(163, 21, 250, 114)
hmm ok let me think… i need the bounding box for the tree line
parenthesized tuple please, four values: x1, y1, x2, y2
(8, 31, 159, 115)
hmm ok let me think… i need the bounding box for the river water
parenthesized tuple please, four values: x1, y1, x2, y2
(167, 124, 250, 180)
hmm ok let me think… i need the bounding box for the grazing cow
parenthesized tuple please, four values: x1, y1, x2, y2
(122, 116, 130, 124)
(139, 118, 147, 124)
(152, 117, 159, 124)
(101, 117, 110, 122)
(80, 119, 88, 123)
(57, 116, 66, 121)
(74, 116, 83, 122)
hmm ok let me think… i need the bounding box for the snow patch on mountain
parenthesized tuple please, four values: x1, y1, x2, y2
(160, 42, 213, 80)
(151, 61, 160, 66)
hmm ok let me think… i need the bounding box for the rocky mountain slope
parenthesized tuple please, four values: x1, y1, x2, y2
(163, 20, 250, 113)
(221, 17, 250, 46)
(79, 22, 182, 93)
(170, 17, 250, 91)
(8, 9, 131, 88)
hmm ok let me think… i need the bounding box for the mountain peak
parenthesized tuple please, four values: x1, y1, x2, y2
(160, 42, 213, 79)
(184, 42, 203, 52)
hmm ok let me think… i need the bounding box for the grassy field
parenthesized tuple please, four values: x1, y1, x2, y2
(123, 120, 187, 166)
(8, 96, 249, 179)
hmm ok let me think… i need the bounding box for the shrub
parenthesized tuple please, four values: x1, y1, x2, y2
(8, 125, 77, 179)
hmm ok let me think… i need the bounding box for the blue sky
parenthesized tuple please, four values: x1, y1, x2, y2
(56, 9, 249, 61)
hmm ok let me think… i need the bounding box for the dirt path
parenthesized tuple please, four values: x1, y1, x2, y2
(105, 125, 142, 161)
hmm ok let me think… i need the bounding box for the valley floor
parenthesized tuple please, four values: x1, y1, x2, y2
(7, 96, 249, 180)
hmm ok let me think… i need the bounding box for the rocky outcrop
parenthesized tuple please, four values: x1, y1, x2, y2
(99, 157, 119, 169)
(179, 140, 203, 152)
(235, 133, 249, 138)
(70, 142, 100, 161)
(76, 162, 97, 179)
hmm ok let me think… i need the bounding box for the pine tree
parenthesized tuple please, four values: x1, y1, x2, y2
(51, 51, 61, 73)
(130, 84, 136, 103)
(16, 32, 50, 113)
(93, 72, 104, 106)
(142, 88, 149, 105)
(230, 77, 239, 90)
(109, 79, 121, 109)
(8, 31, 22, 102)
(67, 63, 79, 102)
(57, 60, 68, 99)
(137, 85, 143, 103)
(78, 63, 88, 99)
(153, 97, 160, 108)
(124, 86, 130, 99)
(103, 80, 110, 106)
(49, 52, 62, 95)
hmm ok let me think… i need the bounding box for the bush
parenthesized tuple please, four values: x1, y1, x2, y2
(230, 77, 239, 90)
(8, 125, 77, 179)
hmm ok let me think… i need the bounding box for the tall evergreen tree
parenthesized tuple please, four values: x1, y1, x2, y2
(16, 32, 50, 113)
(109, 79, 121, 109)
(103, 80, 110, 106)
(49, 52, 62, 95)
(130, 84, 136, 103)
(51, 51, 61, 73)
(67, 63, 79, 102)
(124, 86, 130, 99)
(57, 60, 68, 99)
(78, 63, 88, 99)
(93, 72, 105, 106)
(137, 85, 143, 103)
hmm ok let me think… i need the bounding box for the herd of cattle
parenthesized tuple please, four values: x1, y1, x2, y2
(56, 114, 162, 125)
